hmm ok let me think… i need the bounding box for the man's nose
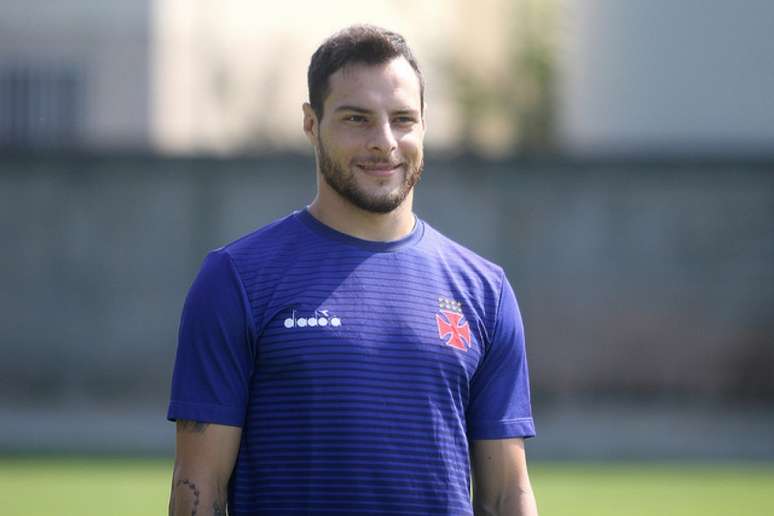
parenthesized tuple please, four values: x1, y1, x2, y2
(367, 121, 398, 154)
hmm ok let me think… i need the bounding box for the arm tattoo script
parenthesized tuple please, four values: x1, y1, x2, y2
(176, 479, 201, 516)
(170, 476, 228, 516)
(177, 420, 209, 433)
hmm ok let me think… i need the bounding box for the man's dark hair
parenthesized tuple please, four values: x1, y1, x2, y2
(307, 24, 424, 120)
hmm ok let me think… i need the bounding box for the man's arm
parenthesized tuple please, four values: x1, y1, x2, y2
(169, 420, 242, 516)
(470, 438, 538, 516)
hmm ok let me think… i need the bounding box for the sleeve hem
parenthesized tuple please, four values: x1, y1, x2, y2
(167, 400, 245, 427)
(468, 418, 536, 440)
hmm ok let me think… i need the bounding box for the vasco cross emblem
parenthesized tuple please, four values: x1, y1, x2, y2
(435, 297, 471, 351)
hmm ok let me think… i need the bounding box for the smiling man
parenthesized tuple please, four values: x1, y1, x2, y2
(168, 25, 537, 516)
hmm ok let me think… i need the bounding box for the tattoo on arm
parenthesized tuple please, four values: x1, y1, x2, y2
(171, 421, 229, 515)
(176, 479, 201, 515)
(212, 499, 227, 516)
(170, 475, 228, 516)
(177, 420, 210, 433)
(212, 481, 228, 516)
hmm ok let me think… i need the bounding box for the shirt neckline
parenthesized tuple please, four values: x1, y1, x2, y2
(294, 207, 424, 253)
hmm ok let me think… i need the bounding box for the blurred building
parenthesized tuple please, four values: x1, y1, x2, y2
(0, 0, 152, 150)
(0, 0, 462, 153)
(2, 1, 774, 155)
(0, 0, 557, 155)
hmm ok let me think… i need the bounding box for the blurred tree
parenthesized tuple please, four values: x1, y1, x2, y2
(444, 0, 558, 156)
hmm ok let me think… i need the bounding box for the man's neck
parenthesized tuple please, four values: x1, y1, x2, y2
(307, 191, 416, 242)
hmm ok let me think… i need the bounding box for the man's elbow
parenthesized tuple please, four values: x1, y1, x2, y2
(474, 485, 538, 516)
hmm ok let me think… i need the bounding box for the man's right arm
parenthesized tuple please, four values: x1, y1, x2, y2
(169, 420, 242, 516)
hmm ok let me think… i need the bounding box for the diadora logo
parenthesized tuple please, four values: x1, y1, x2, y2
(435, 297, 472, 351)
(283, 309, 342, 329)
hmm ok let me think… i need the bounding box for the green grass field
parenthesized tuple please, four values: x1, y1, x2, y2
(1, 457, 772, 515)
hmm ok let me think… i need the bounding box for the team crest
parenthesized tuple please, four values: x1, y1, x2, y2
(435, 297, 471, 351)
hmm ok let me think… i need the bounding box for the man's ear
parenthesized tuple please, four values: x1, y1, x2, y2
(302, 103, 319, 145)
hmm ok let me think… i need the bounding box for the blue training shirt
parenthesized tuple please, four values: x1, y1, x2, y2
(168, 208, 535, 515)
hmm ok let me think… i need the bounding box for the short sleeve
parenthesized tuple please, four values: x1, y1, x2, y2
(466, 273, 535, 440)
(167, 249, 256, 427)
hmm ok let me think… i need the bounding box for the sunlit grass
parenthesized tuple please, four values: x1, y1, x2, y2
(531, 462, 774, 516)
(0, 457, 172, 516)
(0, 457, 772, 515)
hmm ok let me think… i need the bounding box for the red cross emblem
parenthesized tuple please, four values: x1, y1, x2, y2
(436, 310, 471, 350)
(436, 297, 472, 351)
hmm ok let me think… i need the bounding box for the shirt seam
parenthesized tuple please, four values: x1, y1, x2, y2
(489, 268, 507, 349)
(218, 249, 260, 338)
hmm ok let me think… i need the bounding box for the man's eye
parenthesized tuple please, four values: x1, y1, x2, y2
(394, 116, 417, 125)
(344, 115, 366, 122)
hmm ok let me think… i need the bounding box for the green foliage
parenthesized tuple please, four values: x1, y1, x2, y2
(443, 0, 559, 155)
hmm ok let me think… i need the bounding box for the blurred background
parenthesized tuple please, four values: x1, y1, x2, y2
(1, 0, 773, 512)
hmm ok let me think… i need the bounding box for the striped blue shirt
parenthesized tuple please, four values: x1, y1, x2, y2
(168, 209, 535, 515)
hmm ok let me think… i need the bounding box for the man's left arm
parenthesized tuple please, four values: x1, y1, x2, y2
(470, 437, 538, 516)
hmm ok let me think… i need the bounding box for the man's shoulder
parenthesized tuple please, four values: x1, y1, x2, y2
(416, 220, 510, 329)
(419, 220, 504, 280)
(218, 211, 304, 258)
(193, 211, 310, 285)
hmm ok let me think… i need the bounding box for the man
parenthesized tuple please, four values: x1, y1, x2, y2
(168, 24, 537, 515)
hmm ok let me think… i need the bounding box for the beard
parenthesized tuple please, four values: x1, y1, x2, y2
(317, 136, 423, 214)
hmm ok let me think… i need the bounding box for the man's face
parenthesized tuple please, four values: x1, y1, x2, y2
(306, 57, 425, 214)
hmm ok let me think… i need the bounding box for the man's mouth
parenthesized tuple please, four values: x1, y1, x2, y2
(355, 162, 402, 176)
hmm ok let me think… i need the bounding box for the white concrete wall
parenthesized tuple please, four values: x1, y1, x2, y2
(558, 0, 774, 154)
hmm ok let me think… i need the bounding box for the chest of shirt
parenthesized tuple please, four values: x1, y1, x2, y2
(253, 280, 484, 391)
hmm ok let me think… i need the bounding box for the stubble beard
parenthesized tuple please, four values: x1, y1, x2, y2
(317, 136, 423, 214)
